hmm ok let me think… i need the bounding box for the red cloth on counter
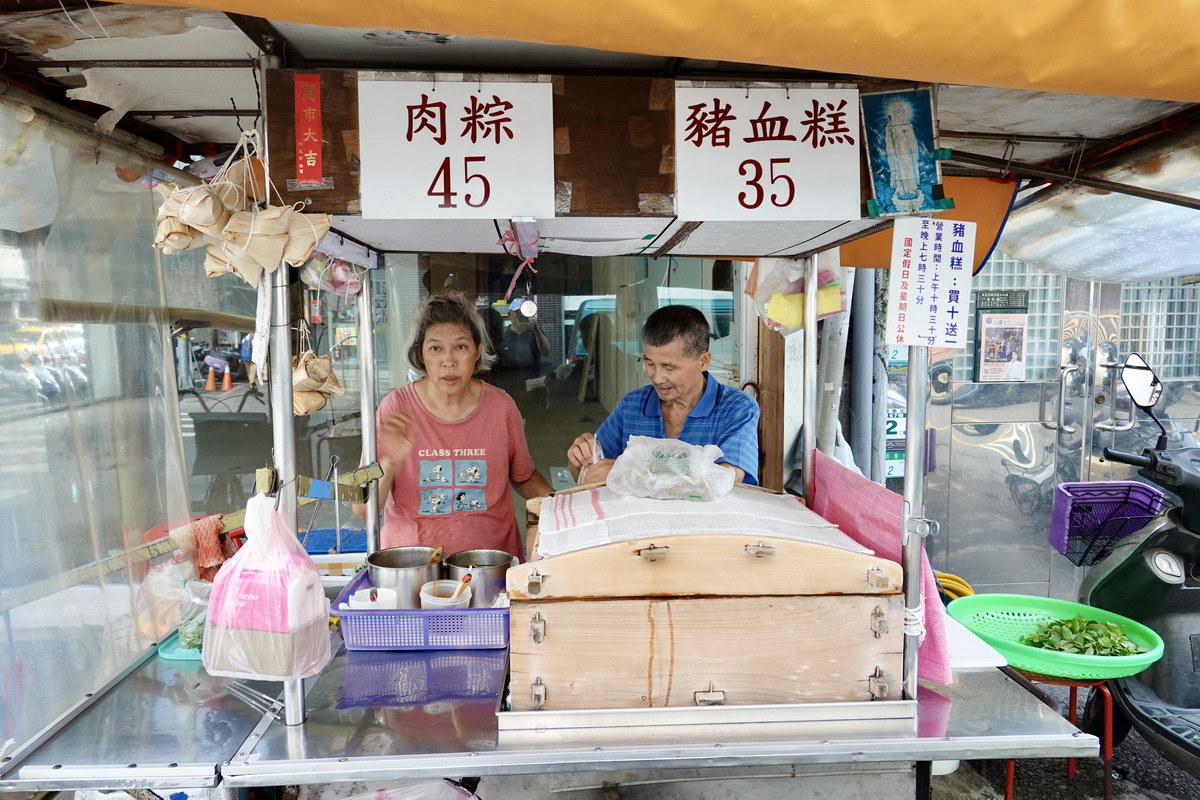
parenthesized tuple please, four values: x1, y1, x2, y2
(811, 448, 953, 685)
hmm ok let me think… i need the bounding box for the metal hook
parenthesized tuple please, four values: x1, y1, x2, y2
(785, 84, 790, 100)
(745, 82, 751, 99)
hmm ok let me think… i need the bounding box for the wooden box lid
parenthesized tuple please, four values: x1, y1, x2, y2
(506, 534, 902, 601)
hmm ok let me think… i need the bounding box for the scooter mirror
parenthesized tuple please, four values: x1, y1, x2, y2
(1121, 353, 1163, 409)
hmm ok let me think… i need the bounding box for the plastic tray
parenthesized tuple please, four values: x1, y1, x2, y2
(157, 631, 204, 661)
(1049, 480, 1165, 566)
(947, 593, 1163, 680)
(332, 570, 509, 651)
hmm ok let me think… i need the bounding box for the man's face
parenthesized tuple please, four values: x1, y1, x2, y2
(642, 337, 711, 406)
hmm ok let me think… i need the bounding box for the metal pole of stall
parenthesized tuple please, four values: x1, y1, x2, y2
(901, 344, 932, 700)
(850, 267, 876, 477)
(269, 264, 305, 725)
(801, 257, 819, 500)
(256, 51, 305, 726)
(356, 271, 380, 554)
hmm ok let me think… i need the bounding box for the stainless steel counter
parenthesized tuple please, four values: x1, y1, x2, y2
(219, 646, 1096, 786)
(0, 652, 279, 791)
(0, 640, 1096, 792)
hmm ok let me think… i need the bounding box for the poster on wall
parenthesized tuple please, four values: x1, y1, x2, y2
(975, 312, 1028, 381)
(885, 217, 976, 348)
(358, 78, 555, 219)
(860, 87, 942, 217)
(675, 87, 860, 220)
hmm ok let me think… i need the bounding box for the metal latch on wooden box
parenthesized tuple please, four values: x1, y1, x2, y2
(694, 682, 726, 706)
(866, 566, 891, 590)
(527, 567, 544, 595)
(868, 667, 888, 700)
(530, 612, 546, 643)
(870, 606, 889, 638)
(530, 677, 547, 709)
(744, 542, 776, 558)
(634, 543, 670, 562)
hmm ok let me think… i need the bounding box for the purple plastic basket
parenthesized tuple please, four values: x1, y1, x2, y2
(336, 648, 508, 708)
(333, 570, 509, 651)
(1049, 481, 1165, 566)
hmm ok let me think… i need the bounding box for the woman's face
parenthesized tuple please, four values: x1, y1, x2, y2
(421, 322, 480, 395)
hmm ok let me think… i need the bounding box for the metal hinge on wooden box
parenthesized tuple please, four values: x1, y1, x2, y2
(506, 534, 904, 712)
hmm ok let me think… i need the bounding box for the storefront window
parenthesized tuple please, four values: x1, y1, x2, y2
(369, 253, 744, 493)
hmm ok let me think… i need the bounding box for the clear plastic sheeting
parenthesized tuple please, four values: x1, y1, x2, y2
(1000, 127, 1200, 283)
(0, 103, 194, 758)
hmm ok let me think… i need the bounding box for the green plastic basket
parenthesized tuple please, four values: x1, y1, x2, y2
(947, 593, 1164, 680)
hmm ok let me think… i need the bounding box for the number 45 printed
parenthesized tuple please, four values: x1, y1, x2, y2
(427, 156, 491, 209)
(359, 81, 555, 220)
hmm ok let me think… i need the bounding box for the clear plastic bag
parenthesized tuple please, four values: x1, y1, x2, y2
(203, 494, 331, 680)
(177, 580, 213, 651)
(607, 436, 735, 501)
(752, 258, 847, 335)
(134, 555, 195, 646)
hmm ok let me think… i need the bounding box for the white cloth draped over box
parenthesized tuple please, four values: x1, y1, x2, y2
(536, 485, 869, 558)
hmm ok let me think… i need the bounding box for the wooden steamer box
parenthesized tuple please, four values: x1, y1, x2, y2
(505, 534, 904, 712)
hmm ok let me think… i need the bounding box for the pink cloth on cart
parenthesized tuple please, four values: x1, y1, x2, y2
(811, 449, 953, 685)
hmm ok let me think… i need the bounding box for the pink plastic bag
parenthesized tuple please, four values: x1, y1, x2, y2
(810, 449, 952, 685)
(203, 494, 331, 681)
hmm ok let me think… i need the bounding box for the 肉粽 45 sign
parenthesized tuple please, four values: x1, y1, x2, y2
(675, 87, 860, 221)
(358, 78, 555, 219)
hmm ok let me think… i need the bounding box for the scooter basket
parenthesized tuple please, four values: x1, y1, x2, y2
(1049, 481, 1165, 566)
(948, 594, 1164, 681)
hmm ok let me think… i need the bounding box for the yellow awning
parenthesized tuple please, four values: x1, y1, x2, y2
(119, 0, 1200, 101)
(841, 177, 1019, 271)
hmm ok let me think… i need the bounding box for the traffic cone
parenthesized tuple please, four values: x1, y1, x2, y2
(221, 365, 233, 391)
(204, 365, 216, 391)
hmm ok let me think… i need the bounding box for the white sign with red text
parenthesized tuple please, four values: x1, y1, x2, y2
(675, 87, 860, 221)
(885, 217, 976, 348)
(359, 79, 555, 219)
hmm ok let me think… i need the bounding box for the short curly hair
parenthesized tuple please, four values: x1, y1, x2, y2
(405, 291, 497, 377)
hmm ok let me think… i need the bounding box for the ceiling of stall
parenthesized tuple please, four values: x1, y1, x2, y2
(2, 3, 1200, 275)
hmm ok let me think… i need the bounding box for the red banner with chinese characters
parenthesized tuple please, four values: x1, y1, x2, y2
(294, 74, 323, 184)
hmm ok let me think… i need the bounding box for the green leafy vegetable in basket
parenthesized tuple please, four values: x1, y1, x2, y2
(1020, 615, 1147, 656)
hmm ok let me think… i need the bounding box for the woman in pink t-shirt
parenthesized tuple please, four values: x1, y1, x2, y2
(364, 292, 551, 559)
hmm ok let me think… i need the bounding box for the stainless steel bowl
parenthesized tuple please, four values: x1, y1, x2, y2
(366, 547, 442, 609)
(444, 549, 516, 608)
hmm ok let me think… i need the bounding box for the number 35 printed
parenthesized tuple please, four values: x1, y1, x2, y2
(738, 158, 795, 209)
(427, 156, 491, 209)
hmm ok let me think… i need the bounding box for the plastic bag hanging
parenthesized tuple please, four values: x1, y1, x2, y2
(202, 494, 331, 681)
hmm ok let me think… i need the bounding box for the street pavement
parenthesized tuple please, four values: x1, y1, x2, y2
(934, 685, 1200, 799)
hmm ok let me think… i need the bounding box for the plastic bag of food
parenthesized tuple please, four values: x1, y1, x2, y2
(134, 554, 195, 646)
(607, 436, 735, 501)
(177, 580, 213, 651)
(203, 494, 331, 680)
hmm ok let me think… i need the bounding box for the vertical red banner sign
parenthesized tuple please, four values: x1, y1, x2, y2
(294, 74, 323, 184)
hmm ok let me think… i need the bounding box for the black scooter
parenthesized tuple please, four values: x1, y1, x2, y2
(1079, 353, 1200, 775)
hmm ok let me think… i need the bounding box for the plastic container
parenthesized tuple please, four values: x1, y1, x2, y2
(1049, 480, 1165, 566)
(947, 593, 1164, 680)
(348, 586, 398, 609)
(420, 579, 473, 610)
(332, 570, 508, 651)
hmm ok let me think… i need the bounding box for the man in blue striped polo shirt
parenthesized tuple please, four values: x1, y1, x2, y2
(567, 305, 760, 486)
